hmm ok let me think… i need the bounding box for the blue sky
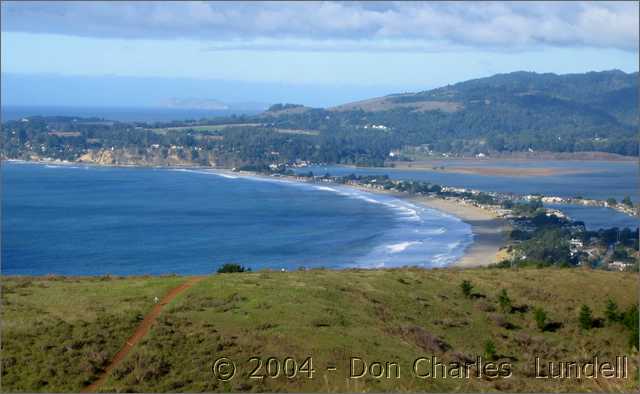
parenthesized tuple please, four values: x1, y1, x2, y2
(1, 1, 638, 108)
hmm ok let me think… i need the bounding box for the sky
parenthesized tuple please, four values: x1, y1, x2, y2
(1, 1, 638, 108)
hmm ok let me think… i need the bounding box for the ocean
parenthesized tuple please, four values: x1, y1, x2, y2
(1, 106, 261, 123)
(300, 162, 639, 230)
(1, 162, 472, 276)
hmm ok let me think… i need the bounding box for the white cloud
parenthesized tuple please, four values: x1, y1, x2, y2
(1, 1, 638, 51)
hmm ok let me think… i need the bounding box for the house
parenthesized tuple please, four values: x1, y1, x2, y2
(609, 261, 633, 271)
(542, 196, 563, 203)
(570, 239, 583, 248)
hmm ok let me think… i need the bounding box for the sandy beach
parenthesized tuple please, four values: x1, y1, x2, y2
(410, 196, 511, 267)
(332, 181, 512, 268)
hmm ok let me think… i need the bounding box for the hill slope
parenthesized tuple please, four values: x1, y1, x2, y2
(266, 70, 639, 157)
(332, 70, 638, 125)
(2, 268, 638, 392)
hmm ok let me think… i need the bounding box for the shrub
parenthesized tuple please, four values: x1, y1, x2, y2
(498, 289, 512, 313)
(484, 340, 497, 360)
(533, 308, 547, 331)
(493, 260, 512, 269)
(622, 305, 639, 349)
(217, 263, 250, 274)
(460, 280, 473, 298)
(579, 304, 593, 330)
(604, 298, 621, 323)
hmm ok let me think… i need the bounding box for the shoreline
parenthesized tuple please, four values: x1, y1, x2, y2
(218, 170, 512, 268)
(410, 197, 510, 267)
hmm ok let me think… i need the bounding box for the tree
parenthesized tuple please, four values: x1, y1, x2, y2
(517, 227, 572, 266)
(579, 304, 593, 330)
(534, 308, 547, 331)
(621, 196, 634, 208)
(460, 280, 473, 298)
(605, 298, 621, 323)
(606, 197, 618, 206)
(498, 289, 512, 313)
(217, 263, 250, 273)
(622, 305, 639, 349)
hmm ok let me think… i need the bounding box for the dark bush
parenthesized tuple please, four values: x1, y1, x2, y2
(579, 304, 593, 330)
(484, 340, 497, 360)
(460, 280, 473, 298)
(604, 298, 621, 323)
(498, 289, 512, 313)
(217, 263, 250, 273)
(533, 308, 547, 331)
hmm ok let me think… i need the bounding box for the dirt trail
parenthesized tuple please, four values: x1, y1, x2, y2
(83, 276, 205, 393)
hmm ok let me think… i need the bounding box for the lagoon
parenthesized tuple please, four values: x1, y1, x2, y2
(300, 161, 638, 230)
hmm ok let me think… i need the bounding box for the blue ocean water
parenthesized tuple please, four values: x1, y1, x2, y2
(300, 162, 639, 230)
(1, 106, 261, 123)
(1, 162, 472, 276)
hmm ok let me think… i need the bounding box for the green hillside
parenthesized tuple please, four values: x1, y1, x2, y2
(2, 268, 638, 392)
(271, 70, 639, 157)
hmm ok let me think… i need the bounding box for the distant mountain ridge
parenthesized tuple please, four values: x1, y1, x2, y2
(263, 70, 638, 157)
(330, 70, 638, 126)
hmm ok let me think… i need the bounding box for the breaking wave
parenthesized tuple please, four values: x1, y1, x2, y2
(176, 169, 474, 268)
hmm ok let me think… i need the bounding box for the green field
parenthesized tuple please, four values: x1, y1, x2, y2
(148, 124, 263, 133)
(148, 124, 319, 136)
(1, 268, 638, 392)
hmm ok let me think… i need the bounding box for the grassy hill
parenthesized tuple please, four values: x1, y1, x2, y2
(2, 267, 638, 392)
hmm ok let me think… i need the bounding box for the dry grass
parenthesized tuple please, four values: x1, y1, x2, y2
(2, 268, 637, 392)
(329, 97, 462, 113)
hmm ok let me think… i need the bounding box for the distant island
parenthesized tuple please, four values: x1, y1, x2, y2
(162, 98, 270, 112)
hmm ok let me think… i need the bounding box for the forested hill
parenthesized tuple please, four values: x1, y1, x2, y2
(336, 70, 638, 125)
(266, 70, 638, 157)
(2, 71, 638, 168)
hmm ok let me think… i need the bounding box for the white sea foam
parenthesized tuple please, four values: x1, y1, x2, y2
(172, 168, 239, 179)
(431, 253, 454, 267)
(215, 173, 239, 179)
(385, 241, 422, 254)
(172, 168, 474, 268)
(312, 185, 339, 192)
(44, 164, 81, 169)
